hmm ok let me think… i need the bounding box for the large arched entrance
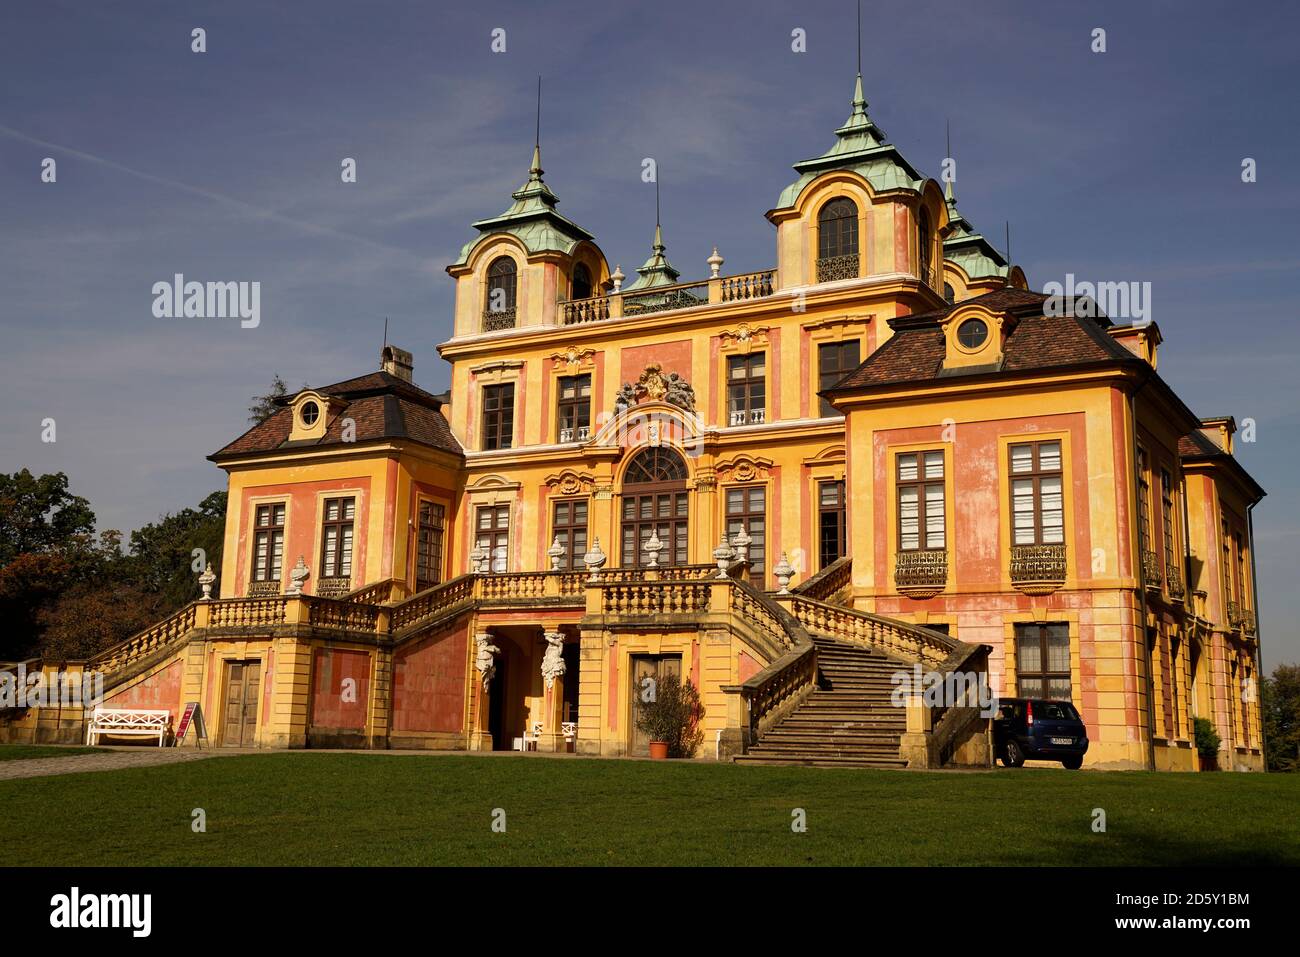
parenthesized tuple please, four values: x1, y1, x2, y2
(619, 446, 689, 568)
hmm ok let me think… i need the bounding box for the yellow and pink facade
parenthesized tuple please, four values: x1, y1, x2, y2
(3, 73, 1265, 771)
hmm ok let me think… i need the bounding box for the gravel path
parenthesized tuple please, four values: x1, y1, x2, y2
(0, 748, 224, 781)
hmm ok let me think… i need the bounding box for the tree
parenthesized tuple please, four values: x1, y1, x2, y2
(0, 470, 96, 567)
(1262, 663, 1300, 772)
(248, 374, 289, 424)
(122, 491, 227, 608)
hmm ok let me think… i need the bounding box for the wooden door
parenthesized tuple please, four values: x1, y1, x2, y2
(222, 660, 261, 747)
(629, 654, 682, 755)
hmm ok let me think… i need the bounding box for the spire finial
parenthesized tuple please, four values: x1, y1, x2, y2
(856, 0, 862, 76)
(1005, 221, 1012, 265)
(528, 76, 543, 179)
(944, 119, 954, 203)
(654, 175, 663, 250)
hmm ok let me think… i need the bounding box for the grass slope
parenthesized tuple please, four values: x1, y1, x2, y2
(0, 745, 104, 762)
(2, 753, 1295, 866)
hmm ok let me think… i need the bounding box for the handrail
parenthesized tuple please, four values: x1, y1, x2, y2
(791, 555, 851, 603)
(86, 602, 199, 673)
(784, 593, 965, 666)
(724, 579, 818, 746)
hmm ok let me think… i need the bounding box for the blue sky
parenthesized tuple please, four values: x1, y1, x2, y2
(2, 1, 1297, 661)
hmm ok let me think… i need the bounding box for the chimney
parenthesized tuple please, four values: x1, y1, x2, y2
(381, 345, 414, 382)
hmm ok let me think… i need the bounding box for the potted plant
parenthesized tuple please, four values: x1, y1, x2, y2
(1194, 716, 1221, 771)
(634, 672, 704, 759)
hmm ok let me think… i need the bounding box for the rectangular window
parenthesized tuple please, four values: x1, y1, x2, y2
(481, 383, 515, 451)
(1009, 440, 1063, 546)
(415, 501, 446, 590)
(621, 492, 689, 568)
(319, 497, 356, 580)
(252, 503, 286, 583)
(1222, 518, 1233, 612)
(551, 499, 588, 572)
(476, 505, 510, 573)
(1015, 622, 1072, 700)
(725, 486, 766, 585)
(1137, 448, 1151, 555)
(726, 353, 766, 426)
(817, 340, 860, 417)
(897, 450, 945, 550)
(1160, 468, 1176, 574)
(556, 375, 591, 443)
(817, 480, 847, 569)
(1234, 531, 1245, 604)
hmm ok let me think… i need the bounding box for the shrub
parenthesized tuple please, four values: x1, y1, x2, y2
(634, 672, 705, 758)
(1194, 716, 1221, 759)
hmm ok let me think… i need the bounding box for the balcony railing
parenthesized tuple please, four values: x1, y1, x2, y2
(316, 577, 352, 600)
(1227, 600, 1245, 632)
(622, 282, 709, 317)
(558, 425, 591, 444)
(895, 549, 948, 597)
(482, 307, 516, 332)
(1241, 608, 1257, 635)
(719, 270, 774, 302)
(560, 295, 609, 325)
(1165, 563, 1185, 600)
(728, 408, 766, 427)
(1009, 543, 1067, 594)
(1142, 550, 1163, 588)
(555, 268, 777, 328)
(816, 254, 859, 283)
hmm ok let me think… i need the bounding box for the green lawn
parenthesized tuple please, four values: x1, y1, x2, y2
(1, 752, 1296, 866)
(0, 745, 104, 761)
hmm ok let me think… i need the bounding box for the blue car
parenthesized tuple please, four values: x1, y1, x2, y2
(994, 698, 1089, 769)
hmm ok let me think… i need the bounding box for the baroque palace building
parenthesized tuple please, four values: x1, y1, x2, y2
(5, 72, 1266, 771)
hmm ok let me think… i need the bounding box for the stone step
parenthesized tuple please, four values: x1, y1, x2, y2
(733, 753, 908, 769)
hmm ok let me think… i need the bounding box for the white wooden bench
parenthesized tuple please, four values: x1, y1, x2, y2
(85, 708, 170, 747)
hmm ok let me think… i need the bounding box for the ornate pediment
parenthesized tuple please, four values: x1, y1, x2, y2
(715, 454, 775, 483)
(544, 469, 596, 496)
(719, 323, 770, 352)
(549, 346, 597, 373)
(613, 364, 696, 414)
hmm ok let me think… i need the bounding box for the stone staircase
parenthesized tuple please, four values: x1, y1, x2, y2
(734, 635, 909, 769)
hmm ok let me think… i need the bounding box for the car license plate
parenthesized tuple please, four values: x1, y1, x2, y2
(1051, 737, 1073, 745)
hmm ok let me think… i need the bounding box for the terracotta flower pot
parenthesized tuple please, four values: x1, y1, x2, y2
(648, 741, 669, 760)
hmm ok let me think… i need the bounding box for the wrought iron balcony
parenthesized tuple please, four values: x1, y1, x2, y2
(316, 577, 352, 600)
(482, 307, 517, 332)
(622, 283, 709, 317)
(816, 254, 859, 283)
(1165, 562, 1185, 600)
(1142, 550, 1163, 588)
(1227, 600, 1245, 631)
(1010, 543, 1067, 595)
(895, 549, 948, 598)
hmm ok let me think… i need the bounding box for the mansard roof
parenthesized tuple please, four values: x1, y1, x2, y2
(943, 187, 1009, 280)
(773, 74, 926, 211)
(449, 144, 594, 269)
(210, 371, 463, 461)
(826, 288, 1139, 392)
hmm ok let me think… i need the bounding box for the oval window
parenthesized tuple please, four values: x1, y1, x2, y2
(956, 318, 988, 350)
(300, 400, 320, 426)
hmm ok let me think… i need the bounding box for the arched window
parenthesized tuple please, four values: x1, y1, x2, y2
(484, 256, 517, 331)
(620, 446, 689, 567)
(572, 262, 593, 301)
(816, 198, 859, 282)
(918, 208, 932, 287)
(943, 282, 956, 305)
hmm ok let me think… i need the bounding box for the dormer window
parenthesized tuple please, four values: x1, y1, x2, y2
(956, 318, 988, 350)
(300, 400, 320, 427)
(816, 198, 859, 282)
(484, 256, 517, 331)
